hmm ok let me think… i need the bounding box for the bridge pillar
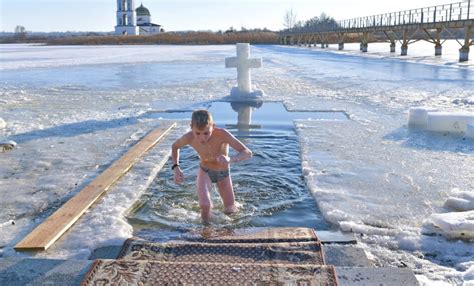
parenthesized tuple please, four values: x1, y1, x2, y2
(360, 32, 369, 52)
(390, 42, 396, 53)
(401, 44, 408, 56)
(435, 44, 442, 56)
(459, 26, 472, 62)
(320, 43, 325, 49)
(401, 29, 410, 56)
(338, 42, 344, 50)
(434, 28, 442, 56)
(460, 47, 470, 62)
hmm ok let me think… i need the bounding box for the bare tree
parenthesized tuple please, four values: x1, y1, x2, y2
(283, 9, 297, 30)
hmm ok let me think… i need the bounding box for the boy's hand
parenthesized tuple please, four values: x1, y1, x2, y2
(174, 168, 184, 184)
(216, 155, 231, 166)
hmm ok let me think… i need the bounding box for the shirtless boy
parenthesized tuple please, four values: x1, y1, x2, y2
(171, 110, 252, 223)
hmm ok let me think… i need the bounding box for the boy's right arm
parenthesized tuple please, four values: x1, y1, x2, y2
(171, 133, 191, 184)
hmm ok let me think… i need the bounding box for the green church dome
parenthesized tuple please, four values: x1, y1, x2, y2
(136, 4, 150, 16)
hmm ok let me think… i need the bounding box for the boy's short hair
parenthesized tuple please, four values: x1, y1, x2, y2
(191, 110, 214, 129)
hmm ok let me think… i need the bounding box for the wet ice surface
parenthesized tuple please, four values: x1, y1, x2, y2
(0, 43, 473, 285)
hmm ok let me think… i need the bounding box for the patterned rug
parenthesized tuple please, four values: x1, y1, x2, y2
(82, 227, 338, 285)
(118, 240, 326, 265)
(81, 260, 338, 286)
(186, 227, 320, 243)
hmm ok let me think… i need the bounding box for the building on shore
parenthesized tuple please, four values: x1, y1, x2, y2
(136, 4, 163, 35)
(115, 1, 163, 35)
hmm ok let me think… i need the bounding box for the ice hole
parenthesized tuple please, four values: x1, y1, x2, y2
(127, 101, 349, 240)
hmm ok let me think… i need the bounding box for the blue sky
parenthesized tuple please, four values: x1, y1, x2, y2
(0, 0, 452, 33)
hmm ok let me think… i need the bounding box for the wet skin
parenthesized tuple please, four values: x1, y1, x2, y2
(171, 124, 252, 222)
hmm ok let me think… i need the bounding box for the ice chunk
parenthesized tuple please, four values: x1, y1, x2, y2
(445, 197, 474, 212)
(426, 112, 474, 134)
(407, 106, 438, 127)
(445, 191, 474, 212)
(0, 140, 16, 152)
(0, 118, 5, 129)
(428, 211, 474, 239)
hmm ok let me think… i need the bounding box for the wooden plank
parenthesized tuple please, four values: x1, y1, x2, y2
(14, 122, 176, 251)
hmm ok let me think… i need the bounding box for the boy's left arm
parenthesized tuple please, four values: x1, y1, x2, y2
(223, 130, 252, 164)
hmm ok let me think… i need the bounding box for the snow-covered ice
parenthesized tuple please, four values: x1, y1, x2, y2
(0, 42, 473, 285)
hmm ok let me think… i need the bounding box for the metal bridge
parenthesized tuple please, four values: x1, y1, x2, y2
(279, 1, 474, 62)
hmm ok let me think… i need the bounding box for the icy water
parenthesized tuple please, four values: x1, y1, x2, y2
(127, 101, 347, 239)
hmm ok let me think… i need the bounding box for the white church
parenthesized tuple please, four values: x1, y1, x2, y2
(115, 0, 163, 35)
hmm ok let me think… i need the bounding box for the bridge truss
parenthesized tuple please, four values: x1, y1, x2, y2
(280, 1, 474, 61)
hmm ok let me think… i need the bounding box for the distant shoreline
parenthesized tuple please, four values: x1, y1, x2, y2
(0, 31, 279, 45)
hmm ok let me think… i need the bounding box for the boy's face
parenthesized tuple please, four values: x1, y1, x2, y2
(192, 124, 214, 144)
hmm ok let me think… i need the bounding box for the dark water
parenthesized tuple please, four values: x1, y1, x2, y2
(126, 101, 343, 240)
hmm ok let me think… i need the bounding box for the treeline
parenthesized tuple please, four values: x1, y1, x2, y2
(1, 31, 279, 45)
(284, 13, 338, 33)
(0, 35, 48, 44)
(0, 31, 112, 44)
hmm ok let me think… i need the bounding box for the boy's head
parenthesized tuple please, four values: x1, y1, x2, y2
(191, 110, 215, 144)
(191, 110, 214, 130)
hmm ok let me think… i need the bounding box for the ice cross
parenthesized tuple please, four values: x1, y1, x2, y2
(225, 43, 262, 94)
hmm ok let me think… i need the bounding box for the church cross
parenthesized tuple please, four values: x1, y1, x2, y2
(225, 43, 262, 94)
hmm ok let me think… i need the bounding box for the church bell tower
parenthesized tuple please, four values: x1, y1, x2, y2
(115, 0, 138, 35)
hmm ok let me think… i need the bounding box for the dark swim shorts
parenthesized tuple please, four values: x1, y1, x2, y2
(200, 165, 229, 183)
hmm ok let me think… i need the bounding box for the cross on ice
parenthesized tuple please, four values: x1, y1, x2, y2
(225, 43, 263, 97)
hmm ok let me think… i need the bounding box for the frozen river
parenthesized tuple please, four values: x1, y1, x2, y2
(0, 42, 473, 285)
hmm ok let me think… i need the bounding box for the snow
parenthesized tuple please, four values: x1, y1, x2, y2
(0, 42, 473, 285)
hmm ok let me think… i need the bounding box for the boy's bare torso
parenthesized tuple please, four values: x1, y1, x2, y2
(186, 128, 230, 170)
